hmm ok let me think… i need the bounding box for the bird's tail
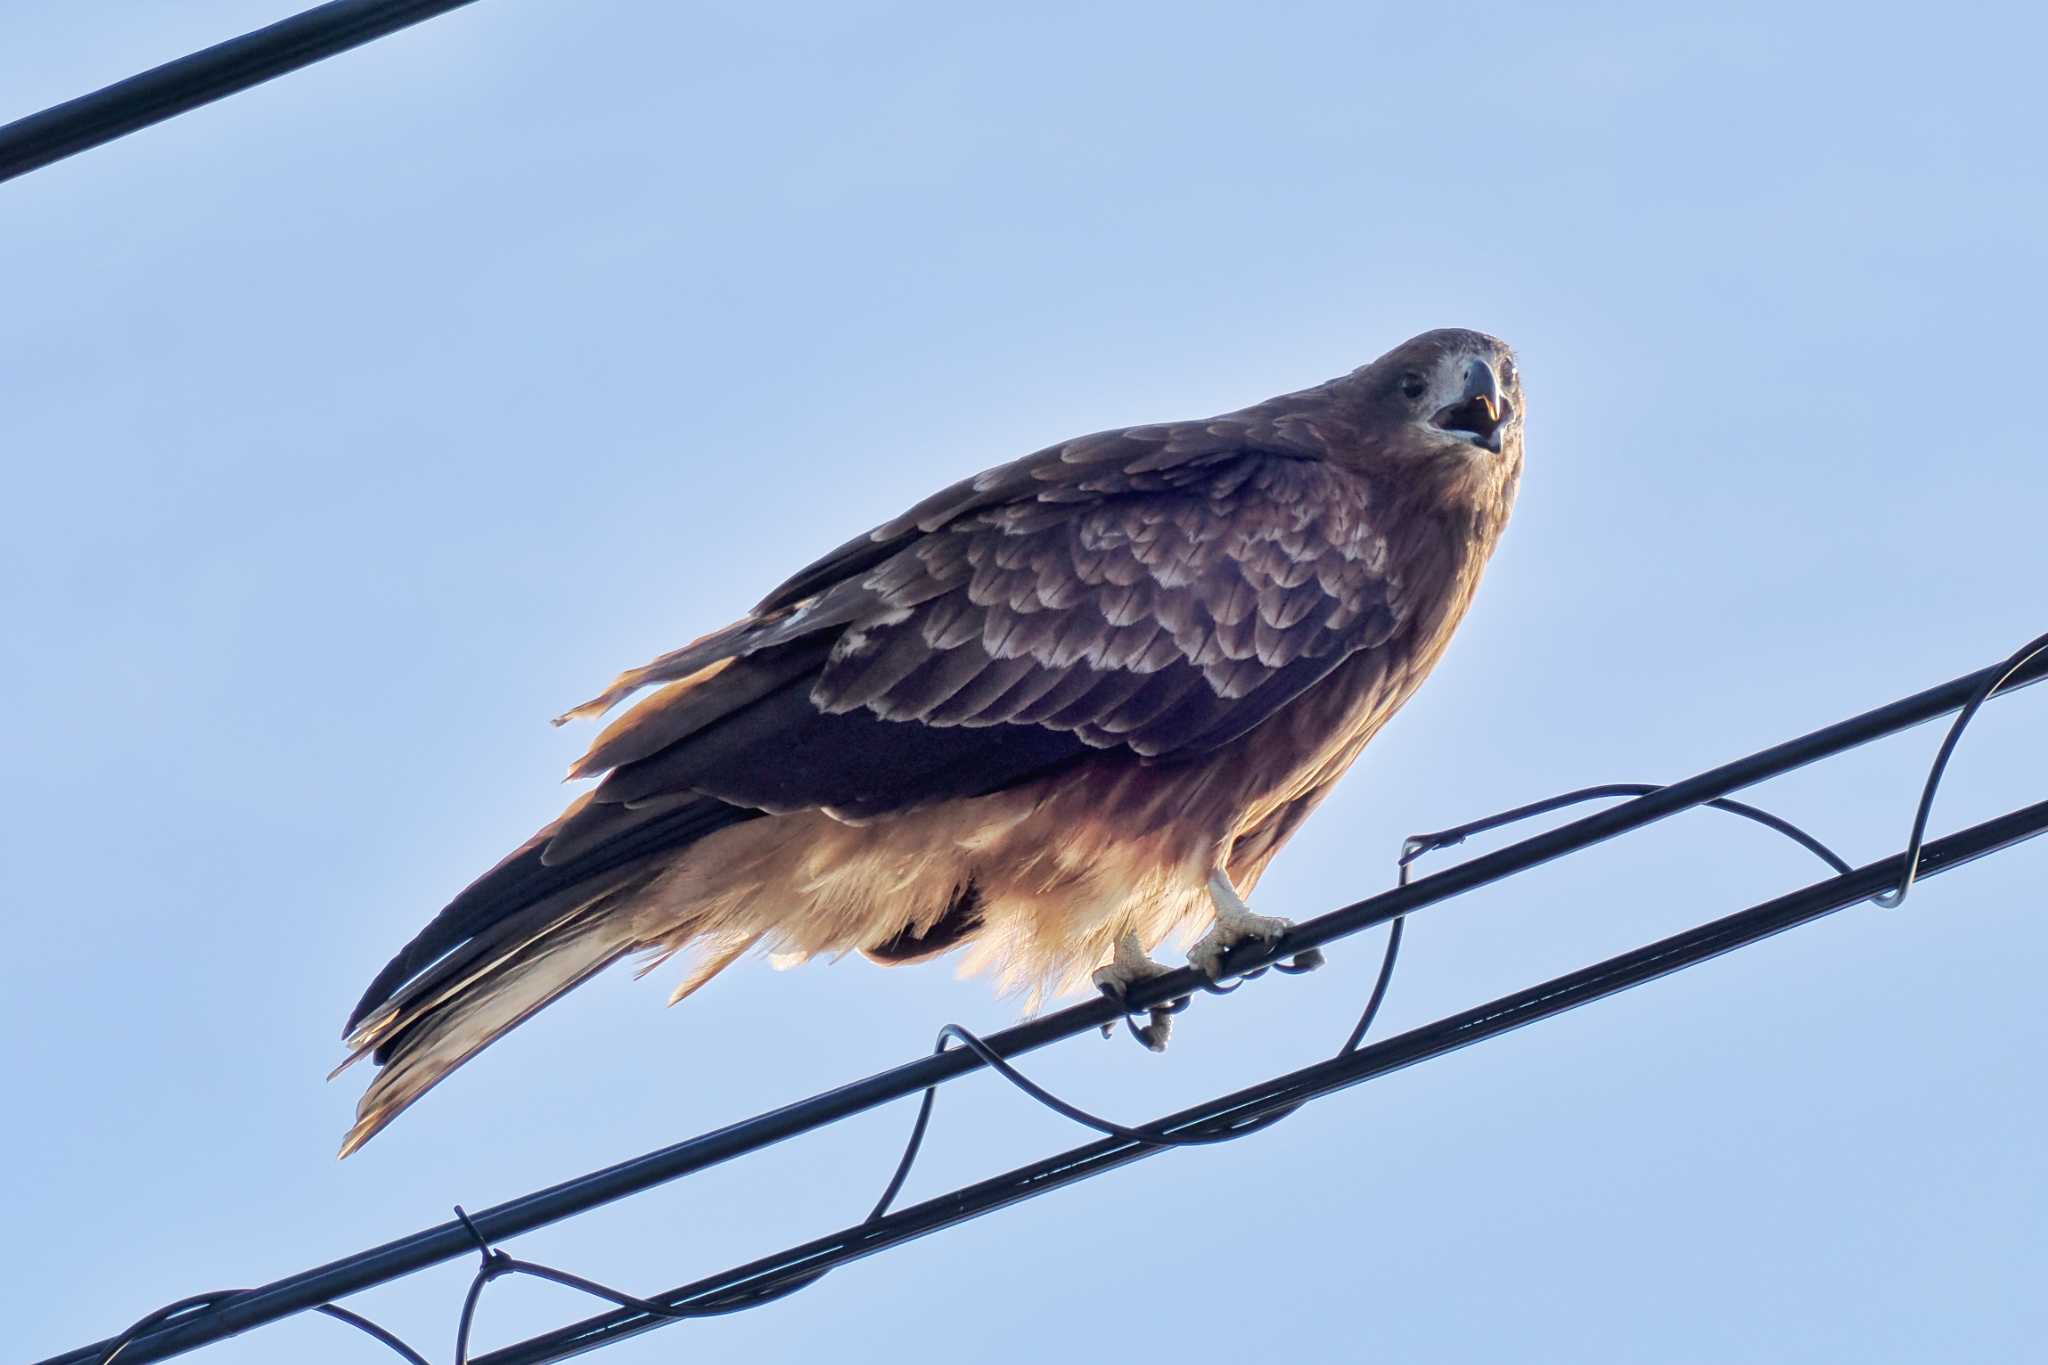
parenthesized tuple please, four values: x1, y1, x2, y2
(334, 876, 651, 1158)
(336, 783, 763, 1156)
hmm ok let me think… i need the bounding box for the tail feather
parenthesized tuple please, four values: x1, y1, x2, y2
(338, 787, 761, 1155)
(344, 864, 648, 1065)
(338, 895, 643, 1157)
(343, 797, 595, 1037)
(345, 795, 758, 1038)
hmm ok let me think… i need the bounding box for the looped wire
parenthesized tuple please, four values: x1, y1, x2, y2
(96, 1289, 427, 1365)
(446, 1205, 774, 1364)
(1870, 631, 2048, 908)
(82, 634, 2041, 1365)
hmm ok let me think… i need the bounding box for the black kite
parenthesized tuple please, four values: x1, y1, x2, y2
(337, 328, 1525, 1154)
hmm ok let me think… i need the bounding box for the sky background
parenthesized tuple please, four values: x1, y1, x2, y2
(6, 3, 2046, 1361)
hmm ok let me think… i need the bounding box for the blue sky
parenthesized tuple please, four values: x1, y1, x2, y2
(6, 3, 2045, 1361)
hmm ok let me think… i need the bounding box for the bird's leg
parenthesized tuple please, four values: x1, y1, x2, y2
(1186, 869, 1323, 981)
(1092, 930, 1177, 1051)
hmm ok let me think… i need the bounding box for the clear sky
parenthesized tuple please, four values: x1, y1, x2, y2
(7, 3, 2045, 1362)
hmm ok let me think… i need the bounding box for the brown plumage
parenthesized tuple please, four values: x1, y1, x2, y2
(336, 328, 1525, 1155)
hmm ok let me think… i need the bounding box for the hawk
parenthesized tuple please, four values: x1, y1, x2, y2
(337, 328, 1524, 1154)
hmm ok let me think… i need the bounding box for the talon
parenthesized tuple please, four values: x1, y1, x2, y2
(1090, 964, 1136, 999)
(1189, 869, 1296, 980)
(1186, 939, 1231, 981)
(1094, 930, 1177, 1051)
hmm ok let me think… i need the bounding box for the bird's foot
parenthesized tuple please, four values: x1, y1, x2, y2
(1187, 870, 1325, 981)
(1093, 931, 1178, 1051)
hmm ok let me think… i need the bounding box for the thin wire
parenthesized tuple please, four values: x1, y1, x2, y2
(1345, 782, 1854, 1053)
(1339, 917, 1406, 1053)
(1397, 785, 1854, 880)
(97, 1291, 426, 1365)
(97, 1296, 237, 1365)
(315, 1307, 432, 1365)
(448, 1203, 846, 1362)
(1871, 631, 2048, 907)
(930, 1023, 1295, 1145)
(1350, 780, 1857, 1056)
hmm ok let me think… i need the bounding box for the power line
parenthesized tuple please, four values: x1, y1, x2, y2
(44, 636, 2048, 1365)
(0, 0, 483, 186)
(473, 796, 2048, 1365)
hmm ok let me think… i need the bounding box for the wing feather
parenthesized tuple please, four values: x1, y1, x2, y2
(543, 434, 1402, 856)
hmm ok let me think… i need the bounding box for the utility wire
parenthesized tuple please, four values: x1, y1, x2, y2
(0, 0, 484, 185)
(473, 655, 2048, 1365)
(86, 795, 2029, 1365)
(46, 635, 2048, 1365)
(473, 796, 2048, 1365)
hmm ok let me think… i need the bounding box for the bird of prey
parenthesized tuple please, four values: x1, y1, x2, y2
(336, 328, 1524, 1155)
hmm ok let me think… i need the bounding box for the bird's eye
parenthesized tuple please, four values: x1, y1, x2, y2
(1399, 373, 1428, 400)
(1499, 358, 1518, 388)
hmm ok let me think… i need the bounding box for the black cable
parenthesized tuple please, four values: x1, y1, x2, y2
(48, 635, 2048, 1365)
(0, 0, 485, 185)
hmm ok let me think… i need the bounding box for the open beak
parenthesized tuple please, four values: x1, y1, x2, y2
(1431, 360, 1511, 453)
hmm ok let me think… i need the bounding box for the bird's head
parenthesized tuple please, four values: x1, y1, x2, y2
(1349, 328, 1523, 465)
(1276, 327, 1522, 535)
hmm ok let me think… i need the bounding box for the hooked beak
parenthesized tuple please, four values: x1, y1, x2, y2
(1431, 360, 1511, 453)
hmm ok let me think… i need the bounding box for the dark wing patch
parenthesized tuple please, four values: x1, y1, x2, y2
(560, 453, 1402, 834)
(587, 669, 1089, 818)
(555, 407, 1336, 736)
